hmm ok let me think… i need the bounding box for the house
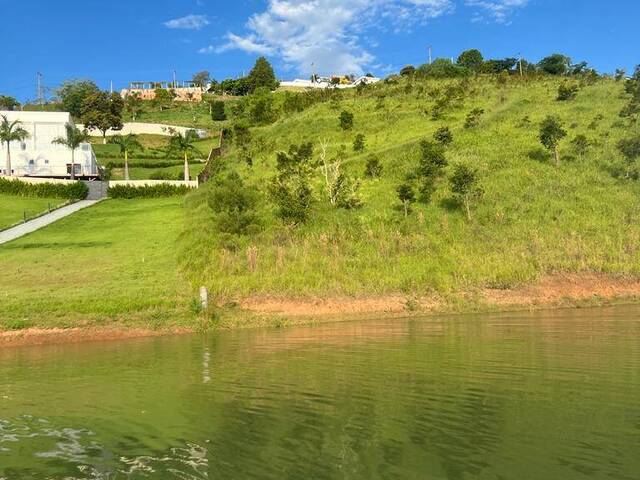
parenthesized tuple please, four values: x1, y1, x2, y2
(0, 111, 99, 178)
(120, 81, 204, 102)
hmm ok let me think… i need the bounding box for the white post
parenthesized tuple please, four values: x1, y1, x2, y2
(199, 286, 209, 310)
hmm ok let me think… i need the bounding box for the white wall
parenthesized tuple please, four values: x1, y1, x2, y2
(77, 122, 208, 138)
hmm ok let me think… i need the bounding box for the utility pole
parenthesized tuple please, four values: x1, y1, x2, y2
(173, 70, 177, 89)
(36, 72, 43, 108)
(110, 80, 113, 94)
(428, 45, 433, 65)
(518, 53, 524, 77)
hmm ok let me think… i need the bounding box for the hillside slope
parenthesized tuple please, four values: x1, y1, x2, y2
(180, 75, 640, 309)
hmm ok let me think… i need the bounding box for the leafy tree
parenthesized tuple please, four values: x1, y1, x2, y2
(218, 77, 251, 96)
(233, 123, 252, 148)
(464, 108, 484, 129)
(192, 71, 211, 88)
(482, 58, 517, 74)
(416, 140, 447, 203)
(615, 69, 627, 81)
(538, 54, 571, 76)
(418, 58, 470, 78)
(153, 88, 176, 111)
(617, 137, 640, 162)
(108, 134, 142, 181)
(248, 57, 278, 93)
(124, 92, 143, 121)
(339, 110, 354, 130)
(0, 95, 20, 111)
(353, 133, 365, 152)
(247, 87, 277, 124)
(433, 126, 453, 146)
(81, 91, 124, 144)
(51, 123, 89, 179)
(0, 115, 29, 176)
(571, 134, 590, 158)
(450, 163, 482, 220)
(269, 143, 314, 224)
(539, 116, 567, 166)
(166, 129, 201, 181)
(457, 49, 484, 72)
(557, 83, 579, 101)
(211, 100, 227, 121)
(58, 79, 100, 117)
(208, 171, 261, 237)
(364, 155, 383, 178)
(400, 65, 416, 76)
(396, 183, 415, 217)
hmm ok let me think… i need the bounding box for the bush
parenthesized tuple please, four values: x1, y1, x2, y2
(353, 133, 366, 152)
(557, 83, 579, 101)
(618, 137, 640, 162)
(108, 183, 191, 198)
(464, 108, 484, 128)
(433, 126, 453, 146)
(0, 178, 88, 199)
(364, 155, 383, 178)
(339, 110, 354, 130)
(211, 100, 227, 121)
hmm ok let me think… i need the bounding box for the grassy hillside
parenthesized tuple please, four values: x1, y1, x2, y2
(0, 195, 66, 230)
(179, 75, 640, 301)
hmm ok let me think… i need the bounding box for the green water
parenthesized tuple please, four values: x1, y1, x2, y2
(1, 307, 639, 479)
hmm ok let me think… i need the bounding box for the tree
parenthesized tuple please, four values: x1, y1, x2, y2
(124, 92, 143, 121)
(248, 57, 278, 93)
(557, 83, 579, 101)
(464, 108, 484, 129)
(339, 110, 354, 130)
(433, 126, 453, 146)
(51, 123, 89, 180)
(417, 140, 447, 203)
(166, 129, 201, 181)
(192, 71, 211, 89)
(0, 115, 29, 177)
(247, 88, 277, 124)
(615, 69, 627, 82)
(269, 143, 314, 224)
(81, 91, 124, 144)
(539, 116, 567, 166)
(457, 49, 484, 72)
(396, 183, 415, 217)
(481, 58, 517, 74)
(0, 95, 20, 111)
(353, 133, 365, 152)
(318, 141, 362, 209)
(418, 58, 470, 78)
(108, 134, 142, 181)
(617, 137, 640, 162)
(58, 80, 100, 118)
(211, 100, 227, 121)
(538, 54, 571, 76)
(400, 65, 416, 76)
(450, 163, 482, 220)
(364, 155, 383, 178)
(208, 171, 261, 237)
(153, 88, 176, 111)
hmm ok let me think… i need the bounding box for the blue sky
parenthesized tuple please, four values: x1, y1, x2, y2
(1, 0, 637, 102)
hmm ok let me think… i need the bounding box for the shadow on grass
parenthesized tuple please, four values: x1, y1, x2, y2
(2, 241, 113, 250)
(439, 197, 461, 212)
(528, 148, 550, 163)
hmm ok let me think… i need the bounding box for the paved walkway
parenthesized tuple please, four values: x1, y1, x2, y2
(0, 200, 100, 246)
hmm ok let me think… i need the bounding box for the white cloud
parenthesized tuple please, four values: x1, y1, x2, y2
(203, 0, 453, 75)
(465, 0, 529, 23)
(165, 14, 210, 30)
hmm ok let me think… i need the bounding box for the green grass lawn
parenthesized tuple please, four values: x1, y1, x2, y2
(109, 163, 205, 181)
(0, 194, 66, 231)
(0, 198, 193, 329)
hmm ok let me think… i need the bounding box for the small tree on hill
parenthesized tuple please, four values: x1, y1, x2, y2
(557, 83, 579, 101)
(339, 110, 354, 130)
(58, 79, 100, 118)
(433, 126, 453, 146)
(0, 95, 20, 111)
(167, 129, 201, 181)
(124, 92, 142, 121)
(192, 71, 211, 89)
(617, 137, 640, 163)
(364, 155, 383, 178)
(248, 57, 278, 92)
(353, 133, 365, 152)
(81, 91, 124, 144)
(208, 171, 261, 237)
(450, 163, 482, 220)
(538, 54, 571, 76)
(108, 134, 143, 181)
(571, 134, 590, 159)
(417, 140, 447, 203)
(464, 108, 484, 129)
(400, 65, 416, 76)
(211, 100, 227, 121)
(615, 69, 626, 82)
(269, 143, 314, 224)
(153, 88, 176, 111)
(51, 123, 89, 180)
(539, 116, 567, 166)
(397, 183, 415, 217)
(457, 49, 484, 72)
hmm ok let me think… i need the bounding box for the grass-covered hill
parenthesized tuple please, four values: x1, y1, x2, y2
(179, 73, 640, 304)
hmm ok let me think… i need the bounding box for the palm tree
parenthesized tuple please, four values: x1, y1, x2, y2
(0, 115, 30, 177)
(52, 123, 90, 180)
(108, 134, 142, 181)
(167, 129, 200, 181)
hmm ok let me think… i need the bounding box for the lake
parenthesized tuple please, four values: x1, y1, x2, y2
(1, 307, 639, 479)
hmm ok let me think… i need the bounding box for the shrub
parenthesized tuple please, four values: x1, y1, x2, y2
(617, 137, 640, 162)
(211, 101, 227, 121)
(353, 133, 366, 152)
(364, 155, 383, 178)
(571, 135, 590, 157)
(416, 140, 447, 203)
(208, 171, 261, 236)
(108, 183, 191, 198)
(464, 108, 484, 128)
(339, 110, 354, 130)
(396, 183, 415, 217)
(450, 163, 483, 220)
(539, 116, 567, 166)
(0, 178, 88, 199)
(557, 83, 579, 101)
(433, 126, 453, 146)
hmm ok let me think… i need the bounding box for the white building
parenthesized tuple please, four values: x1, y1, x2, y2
(279, 76, 381, 90)
(0, 111, 99, 178)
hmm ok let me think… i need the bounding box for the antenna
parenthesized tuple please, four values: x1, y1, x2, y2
(36, 72, 44, 107)
(110, 80, 114, 94)
(518, 53, 524, 77)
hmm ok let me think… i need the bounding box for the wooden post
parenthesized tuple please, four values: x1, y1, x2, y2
(199, 286, 209, 310)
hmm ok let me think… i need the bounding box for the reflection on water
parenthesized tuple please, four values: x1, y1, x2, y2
(1, 306, 639, 479)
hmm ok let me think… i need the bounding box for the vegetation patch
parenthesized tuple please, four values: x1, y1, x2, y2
(0, 178, 88, 200)
(108, 183, 192, 198)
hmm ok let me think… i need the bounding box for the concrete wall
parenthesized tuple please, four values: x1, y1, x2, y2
(77, 122, 208, 139)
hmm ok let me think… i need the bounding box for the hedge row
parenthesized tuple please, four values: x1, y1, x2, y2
(108, 183, 192, 198)
(0, 178, 88, 199)
(104, 160, 184, 169)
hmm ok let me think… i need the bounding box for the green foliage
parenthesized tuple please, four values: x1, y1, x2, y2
(364, 155, 383, 178)
(208, 171, 261, 237)
(218, 77, 251, 96)
(539, 116, 567, 165)
(339, 110, 354, 130)
(457, 49, 484, 72)
(481, 58, 518, 74)
(211, 100, 227, 121)
(191, 71, 211, 88)
(57, 79, 100, 118)
(615, 69, 626, 82)
(433, 126, 453, 146)
(269, 143, 314, 224)
(0, 95, 20, 111)
(153, 88, 176, 111)
(538, 54, 571, 76)
(108, 183, 191, 198)
(416, 140, 447, 203)
(353, 133, 366, 152)
(418, 58, 470, 78)
(400, 65, 416, 76)
(396, 182, 415, 217)
(557, 83, 579, 101)
(617, 137, 640, 162)
(450, 163, 482, 220)
(0, 178, 88, 199)
(248, 57, 279, 92)
(464, 108, 484, 128)
(329, 172, 363, 209)
(571, 134, 590, 157)
(247, 88, 277, 125)
(81, 91, 124, 139)
(124, 92, 143, 121)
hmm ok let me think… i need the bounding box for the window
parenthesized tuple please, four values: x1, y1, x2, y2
(29, 159, 35, 165)
(66, 164, 82, 175)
